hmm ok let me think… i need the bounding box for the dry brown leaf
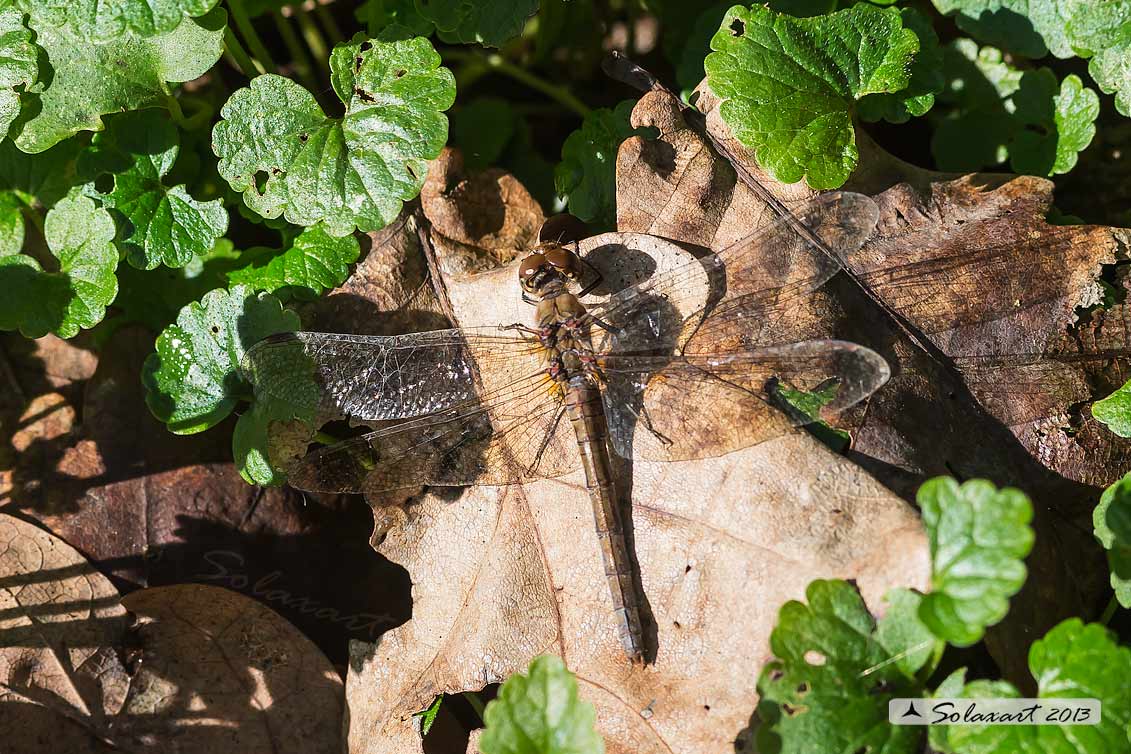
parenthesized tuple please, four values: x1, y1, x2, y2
(617, 89, 1129, 682)
(0, 513, 131, 750)
(117, 584, 344, 753)
(342, 230, 929, 753)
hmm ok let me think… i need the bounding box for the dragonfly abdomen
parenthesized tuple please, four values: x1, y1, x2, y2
(564, 381, 645, 661)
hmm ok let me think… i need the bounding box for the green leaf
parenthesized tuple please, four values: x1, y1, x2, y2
(413, 695, 443, 736)
(0, 193, 118, 339)
(112, 239, 242, 331)
(704, 4, 918, 189)
(0, 136, 83, 208)
(142, 285, 299, 435)
(232, 394, 300, 486)
(931, 40, 1098, 177)
(1095, 473, 1131, 609)
(929, 620, 1131, 754)
(479, 655, 604, 754)
(771, 380, 851, 453)
(356, 0, 434, 37)
(929, 0, 1076, 58)
(858, 8, 944, 124)
(226, 224, 360, 296)
(450, 97, 516, 171)
(13, 8, 226, 154)
(1068, 1, 1131, 117)
(555, 100, 647, 229)
(0, 191, 21, 256)
(80, 110, 228, 270)
(415, 0, 538, 47)
(0, 3, 37, 141)
(917, 477, 1034, 646)
(756, 580, 934, 754)
(18, 0, 221, 40)
(214, 35, 455, 236)
(1093, 379, 1131, 437)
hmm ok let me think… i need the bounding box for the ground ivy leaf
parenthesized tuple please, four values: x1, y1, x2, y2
(81, 110, 228, 270)
(232, 394, 300, 486)
(929, 0, 1076, 59)
(929, 620, 1131, 754)
(416, 0, 538, 47)
(876, 588, 945, 678)
(1092, 379, 1131, 437)
(1094, 473, 1131, 609)
(917, 477, 1034, 646)
(857, 8, 943, 124)
(19, 0, 220, 41)
(0, 191, 22, 255)
(1068, 1, 1131, 118)
(0, 136, 83, 208)
(0, 193, 118, 339)
(704, 4, 918, 189)
(555, 100, 648, 229)
(0, 3, 37, 141)
(931, 40, 1098, 176)
(226, 224, 360, 296)
(478, 655, 604, 754)
(142, 285, 299, 435)
(214, 35, 455, 236)
(756, 580, 925, 754)
(14, 8, 226, 154)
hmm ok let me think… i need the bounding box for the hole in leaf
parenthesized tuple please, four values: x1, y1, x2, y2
(359, 40, 373, 52)
(730, 18, 745, 36)
(253, 170, 270, 194)
(355, 56, 364, 72)
(210, 325, 220, 334)
(355, 87, 376, 104)
(673, 621, 681, 628)
(394, 68, 406, 78)
(94, 174, 114, 194)
(769, 668, 784, 681)
(782, 702, 807, 717)
(803, 650, 826, 666)
(270, 167, 282, 176)
(684, 564, 692, 573)
(299, 133, 309, 143)
(406, 163, 419, 181)
(796, 682, 810, 695)
(703, 705, 711, 711)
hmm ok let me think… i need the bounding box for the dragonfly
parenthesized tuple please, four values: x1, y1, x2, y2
(241, 191, 891, 661)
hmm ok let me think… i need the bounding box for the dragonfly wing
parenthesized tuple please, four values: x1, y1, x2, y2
(601, 340, 890, 462)
(240, 329, 542, 422)
(284, 372, 580, 497)
(588, 192, 880, 354)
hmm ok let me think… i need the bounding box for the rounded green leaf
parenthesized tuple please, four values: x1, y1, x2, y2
(214, 35, 455, 236)
(415, 0, 538, 47)
(14, 8, 226, 153)
(226, 224, 360, 296)
(479, 655, 604, 754)
(1011, 73, 1098, 177)
(1092, 378, 1131, 438)
(917, 477, 1034, 646)
(930, 620, 1131, 754)
(756, 580, 929, 754)
(0, 191, 23, 256)
(142, 285, 300, 434)
(1095, 473, 1131, 609)
(930, 0, 1077, 59)
(555, 100, 648, 229)
(857, 8, 943, 124)
(0, 193, 118, 339)
(1069, 1, 1131, 117)
(704, 3, 919, 189)
(18, 0, 221, 41)
(82, 110, 228, 270)
(0, 3, 37, 141)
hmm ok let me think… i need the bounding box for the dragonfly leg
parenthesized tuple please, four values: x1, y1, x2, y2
(622, 401, 674, 448)
(576, 249, 605, 298)
(499, 322, 541, 336)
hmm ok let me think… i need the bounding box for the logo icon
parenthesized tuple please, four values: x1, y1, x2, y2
(901, 701, 922, 720)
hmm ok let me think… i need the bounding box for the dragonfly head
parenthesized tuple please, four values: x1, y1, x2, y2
(519, 242, 582, 299)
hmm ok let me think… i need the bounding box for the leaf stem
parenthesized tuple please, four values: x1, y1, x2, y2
(227, 0, 276, 74)
(1100, 594, 1120, 625)
(295, 5, 330, 78)
(224, 26, 260, 78)
(163, 91, 188, 128)
(315, 3, 346, 45)
(444, 50, 590, 118)
(272, 10, 319, 92)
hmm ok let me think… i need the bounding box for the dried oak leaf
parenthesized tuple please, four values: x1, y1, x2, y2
(621, 87, 1130, 683)
(342, 230, 930, 753)
(3, 327, 410, 664)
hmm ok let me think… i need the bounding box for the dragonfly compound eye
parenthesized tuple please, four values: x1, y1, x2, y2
(519, 253, 547, 284)
(542, 244, 579, 278)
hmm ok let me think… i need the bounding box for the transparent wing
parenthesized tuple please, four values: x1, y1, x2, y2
(240, 329, 541, 422)
(283, 371, 580, 497)
(599, 339, 890, 462)
(588, 192, 880, 354)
